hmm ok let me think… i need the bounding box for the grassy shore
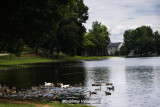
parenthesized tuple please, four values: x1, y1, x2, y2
(0, 53, 112, 69)
(0, 99, 94, 107)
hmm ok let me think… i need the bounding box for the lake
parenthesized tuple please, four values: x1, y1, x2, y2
(0, 57, 160, 107)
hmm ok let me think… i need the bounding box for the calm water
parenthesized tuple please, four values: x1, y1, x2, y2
(0, 57, 160, 107)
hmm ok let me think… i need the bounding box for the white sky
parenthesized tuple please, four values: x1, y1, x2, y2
(83, 0, 160, 42)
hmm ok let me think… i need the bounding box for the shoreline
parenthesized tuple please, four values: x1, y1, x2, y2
(0, 83, 93, 107)
(1, 53, 159, 70)
(0, 54, 112, 70)
(0, 99, 93, 107)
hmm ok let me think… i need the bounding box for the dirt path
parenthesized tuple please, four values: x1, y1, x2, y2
(0, 99, 53, 107)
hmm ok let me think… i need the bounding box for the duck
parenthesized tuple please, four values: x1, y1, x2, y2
(61, 83, 70, 89)
(12, 87, 16, 91)
(105, 91, 111, 95)
(11, 90, 17, 95)
(57, 83, 62, 87)
(44, 82, 54, 87)
(52, 95, 56, 99)
(92, 84, 101, 86)
(88, 91, 97, 95)
(107, 86, 114, 91)
(106, 83, 113, 86)
(51, 92, 57, 95)
(31, 86, 38, 91)
(82, 86, 86, 89)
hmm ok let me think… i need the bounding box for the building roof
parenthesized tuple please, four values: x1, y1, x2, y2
(108, 42, 122, 47)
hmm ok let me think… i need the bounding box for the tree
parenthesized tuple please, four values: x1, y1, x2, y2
(120, 26, 155, 55)
(83, 21, 110, 55)
(154, 31, 160, 54)
(0, 0, 24, 59)
(83, 33, 96, 54)
(0, 0, 89, 58)
(56, 0, 88, 56)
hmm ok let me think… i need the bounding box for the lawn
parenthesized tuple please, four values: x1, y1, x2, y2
(0, 99, 94, 107)
(0, 54, 54, 65)
(0, 103, 35, 107)
(0, 53, 112, 69)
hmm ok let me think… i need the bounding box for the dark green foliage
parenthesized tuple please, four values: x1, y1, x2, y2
(154, 31, 160, 54)
(0, 0, 24, 59)
(0, 0, 88, 58)
(120, 26, 158, 56)
(83, 21, 110, 56)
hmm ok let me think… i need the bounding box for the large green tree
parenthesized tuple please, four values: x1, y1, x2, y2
(0, 0, 24, 59)
(120, 26, 155, 55)
(83, 21, 110, 56)
(56, 0, 88, 56)
(0, 0, 88, 58)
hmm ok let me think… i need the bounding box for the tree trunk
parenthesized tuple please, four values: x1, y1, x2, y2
(35, 47, 38, 54)
(56, 52, 59, 59)
(9, 53, 12, 60)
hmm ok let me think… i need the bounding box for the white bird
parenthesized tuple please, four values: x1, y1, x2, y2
(61, 83, 69, 89)
(44, 82, 54, 87)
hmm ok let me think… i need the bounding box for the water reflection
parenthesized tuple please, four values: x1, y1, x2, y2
(84, 57, 160, 107)
(89, 67, 110, 83)
(0, 61, 86, 89)
(0, 57, 160, 107)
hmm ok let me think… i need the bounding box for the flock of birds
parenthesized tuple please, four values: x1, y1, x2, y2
(0, 82, 114, 100)
(89, 83, 114, 96)
(0, 82, 85, 100)
(44, 82, 115, 96)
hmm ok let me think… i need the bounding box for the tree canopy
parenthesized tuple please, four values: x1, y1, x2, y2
(83, 21, 110, 56)
(0, 0, 89, 58)
(120, 26, 160, 55)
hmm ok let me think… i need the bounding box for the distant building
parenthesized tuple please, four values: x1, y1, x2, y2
(108, 42, 122, 55)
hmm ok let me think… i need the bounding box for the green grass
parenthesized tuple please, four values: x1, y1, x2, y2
(63, 55, 112, 60)
(0, 100, 94, 107)
(0, 54, 54, 65)
(0, 103, 35, 107)
(48, 102, 94, 107)
(30, 100, 94, 107)
(0, 53, 112, 69)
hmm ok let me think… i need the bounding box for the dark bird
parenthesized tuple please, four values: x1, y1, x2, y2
(92, 84, 101, 86)
(106, 83, 113, 86)
(105, 91, 111, 95)
(107, 86, 114, 91)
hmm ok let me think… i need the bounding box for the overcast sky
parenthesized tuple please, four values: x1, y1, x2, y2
(83, 0, 160, 42)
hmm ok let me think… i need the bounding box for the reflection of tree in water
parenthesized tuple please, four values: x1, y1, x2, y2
(89, 67, 110, 83)
(0, 61, 86, 90)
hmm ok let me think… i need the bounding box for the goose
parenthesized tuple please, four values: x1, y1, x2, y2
(11, 90, 17, 95)
(61, 83, 70, 89)
(92, 84, 101, 86)
(57, 83, 62, 87)
(31, 86, 38, 91)
(105, 91, 111, 95)
(12, 87, 16, 91)
(107, 86, 114, 91)
(52, 95, 56, 99)
(106, 83, 113, 86)
(82, 86, 86, 89)
(44, 82, 54, 87)
(88, 91, 97, 95)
